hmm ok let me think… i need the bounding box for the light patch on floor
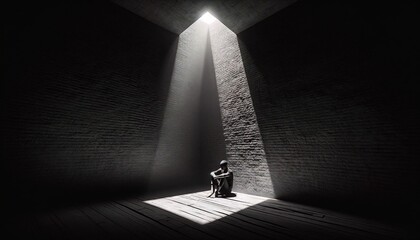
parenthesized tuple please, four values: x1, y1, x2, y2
(144, 191, 269, 224)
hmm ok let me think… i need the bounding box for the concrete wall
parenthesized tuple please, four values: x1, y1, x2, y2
(238, 0, 420, 220)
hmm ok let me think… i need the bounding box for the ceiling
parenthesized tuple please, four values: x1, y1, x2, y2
(111, 0, 297, 34)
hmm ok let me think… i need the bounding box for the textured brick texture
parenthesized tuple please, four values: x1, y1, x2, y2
(4, 0, 419, 225)
(209, 21, 274, 197)
(237, 0, 420, 220)
(2, 0, 186, 208)
(3, 0, 229, 212)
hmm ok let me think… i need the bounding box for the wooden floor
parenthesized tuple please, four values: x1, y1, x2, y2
(6, 191, 410, 240)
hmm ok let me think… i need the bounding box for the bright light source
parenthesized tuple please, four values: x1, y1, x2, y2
(199, 12, 216, 24)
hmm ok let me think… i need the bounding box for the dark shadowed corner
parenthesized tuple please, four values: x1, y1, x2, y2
(238, 0, 420, 229)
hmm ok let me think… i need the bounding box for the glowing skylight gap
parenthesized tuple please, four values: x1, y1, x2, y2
(199, 12, 216, 24)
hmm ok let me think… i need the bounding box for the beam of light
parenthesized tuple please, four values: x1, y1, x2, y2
(149, 10, 274, 205)
(145, 11, 275, 226)
(208, 18, 275, 197)
(144, 191, 268, 224)
(199, 12, 216, 24)
(148, 20, 209, 190)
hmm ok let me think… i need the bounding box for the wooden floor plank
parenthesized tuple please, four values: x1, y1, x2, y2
(184, 194, 317, 239)
(89, 201, 172, 240)
(109, 201, 187, 239)
(120, 198, 220, 240)
(179, 195, 301, 239)
(9, 191, 408, 240)
(146, 192, 343, 239)
(52, 207, 111, 240)
(252, 199, 401, 238)
(34, 213, 68, 240)
(80, 205, 138, 240)
(152, 191, 395, 240)
(169, 195, 294, 240)
(204, 196, 375, 239)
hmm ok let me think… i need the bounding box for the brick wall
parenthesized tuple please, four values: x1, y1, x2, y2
(209, 20, 274, 196)
(2, 0, 184, 209)
(4, 0, 418, 223)
(237, 0, 420, 221)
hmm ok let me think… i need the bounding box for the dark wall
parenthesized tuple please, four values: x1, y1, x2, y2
(2, 0, 181, 210)
(238, 0, 419, 222)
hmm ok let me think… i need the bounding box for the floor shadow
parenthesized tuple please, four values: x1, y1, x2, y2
(214, 192, 237, 198)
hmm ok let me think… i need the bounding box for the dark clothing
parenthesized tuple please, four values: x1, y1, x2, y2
(210, 168, 233, 195)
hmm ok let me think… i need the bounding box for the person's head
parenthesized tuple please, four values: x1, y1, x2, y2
(220, 160, 228, 171)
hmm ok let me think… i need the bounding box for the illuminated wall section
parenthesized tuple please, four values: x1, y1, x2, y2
(149, 20, 209, 190)
(209, 20, 275, 197)
(149, 14, 274, 197)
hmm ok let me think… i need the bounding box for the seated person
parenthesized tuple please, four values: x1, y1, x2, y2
(210, 160, 233, 197)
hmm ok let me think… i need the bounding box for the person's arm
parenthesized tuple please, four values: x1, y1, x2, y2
(210, 169, 229, 179)
(213, 172, 230, 179)
(210, 169, 220, 178)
